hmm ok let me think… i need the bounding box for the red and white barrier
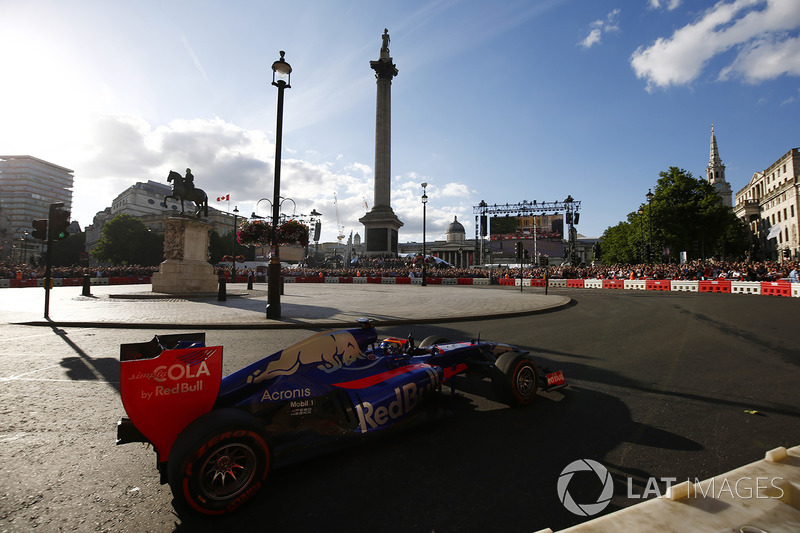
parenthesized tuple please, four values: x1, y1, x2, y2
(670, 280, 698, 292)
(730, 281, 761, 295)
(624, 280, 646, 290)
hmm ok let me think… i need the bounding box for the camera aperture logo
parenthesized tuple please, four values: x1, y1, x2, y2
(557, 459, 614, 516)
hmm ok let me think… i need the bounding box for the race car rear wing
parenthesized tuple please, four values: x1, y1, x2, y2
(118, 333, 223, 462)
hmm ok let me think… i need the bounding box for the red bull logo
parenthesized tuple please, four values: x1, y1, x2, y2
(355, 367, 440, 433)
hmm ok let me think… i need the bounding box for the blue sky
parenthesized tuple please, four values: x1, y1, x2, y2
(2, 0, 799, 243)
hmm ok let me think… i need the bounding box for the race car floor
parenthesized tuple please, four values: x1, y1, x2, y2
(1, 283, 572, 329)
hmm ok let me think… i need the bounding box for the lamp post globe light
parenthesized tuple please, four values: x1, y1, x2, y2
(421, 182, 428, 287)
(267, 51, 291, 319)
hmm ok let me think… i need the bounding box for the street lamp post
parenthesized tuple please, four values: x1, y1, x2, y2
(232, 206, 238, 281)
(421, 182, 428, 287)
(267, 51, 291, 320)
(638, 208, 645, 263)
(646, 189, 654, 263)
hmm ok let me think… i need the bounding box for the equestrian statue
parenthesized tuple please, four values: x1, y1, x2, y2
(165, 168, 208, 217)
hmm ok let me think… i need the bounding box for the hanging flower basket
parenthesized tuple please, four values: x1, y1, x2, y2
(237, 220, 274, 247)
(276, 219, 309, 247)
(235, 255, 246, 263)
(221, 255, 234, 262)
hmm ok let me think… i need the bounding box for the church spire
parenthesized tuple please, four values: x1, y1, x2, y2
(709, 123, 722, 168)
(706, 124, 732, 208)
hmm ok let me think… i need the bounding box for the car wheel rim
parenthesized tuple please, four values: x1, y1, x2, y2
(516, 365, 535, 397)
(199, 443, 258, 501)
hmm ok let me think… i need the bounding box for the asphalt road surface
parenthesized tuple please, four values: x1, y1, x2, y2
(1, 289, 798, 532)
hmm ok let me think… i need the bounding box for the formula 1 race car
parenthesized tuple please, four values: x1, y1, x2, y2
(116, 319, 565, 515)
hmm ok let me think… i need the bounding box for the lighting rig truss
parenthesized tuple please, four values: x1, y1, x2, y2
(472, 197, 582, 265)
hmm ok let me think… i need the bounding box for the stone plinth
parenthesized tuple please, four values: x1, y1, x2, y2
(151, 217, 217, 294)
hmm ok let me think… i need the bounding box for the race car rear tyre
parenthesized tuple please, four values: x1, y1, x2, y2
(492, 352, 539, 406)
(167, 409, 270, 515)
(419, 336, 451, 347)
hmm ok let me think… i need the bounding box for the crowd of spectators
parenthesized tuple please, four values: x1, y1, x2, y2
(0, 262, 158, 280)
(285, 257, 794, 282)
(1, 258, 794, 283)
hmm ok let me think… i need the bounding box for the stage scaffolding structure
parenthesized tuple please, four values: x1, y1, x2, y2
(473, 197, 582, 266)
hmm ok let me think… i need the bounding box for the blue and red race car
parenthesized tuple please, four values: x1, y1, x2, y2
(116, 319, 565, 515)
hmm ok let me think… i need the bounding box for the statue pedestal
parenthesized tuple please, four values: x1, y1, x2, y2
(151, 217, 217, 294)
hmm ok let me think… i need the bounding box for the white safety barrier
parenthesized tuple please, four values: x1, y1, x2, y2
(670, 280, 698, 292)
(583, 279, 603, 289)
(624, 280, 647, 290)
(442, 278, 457, 285)
(793, 284, 800, 298)
(324, 277, 339, 283)
(730, 281, 761, 295)
(90, 277, 110, 285)
(0, 279, 9, 288)
(514, 278, 532, 287)
(381, 277, 396, 284)
(410, 277, 423, 285)
(352, 277, 367, 284)
(549, 279, 567, 288)
(472, 278, 490, 285)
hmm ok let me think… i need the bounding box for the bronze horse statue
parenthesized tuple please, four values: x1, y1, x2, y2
(165, 170, 208, 217)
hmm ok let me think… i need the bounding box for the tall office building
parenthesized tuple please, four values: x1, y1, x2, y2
(0, 155, 74, 260)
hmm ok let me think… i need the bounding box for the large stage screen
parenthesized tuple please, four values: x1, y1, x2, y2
(487, 214, 564, 260)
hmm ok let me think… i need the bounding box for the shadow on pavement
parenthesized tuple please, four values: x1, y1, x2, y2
(50, 324, 121, 392)
(170, 383, 698, 533)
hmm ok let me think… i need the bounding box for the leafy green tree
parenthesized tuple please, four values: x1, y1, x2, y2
(600, 167, 749, 263)
(599, 221, 638, 264)
(91, 214, 163, 266)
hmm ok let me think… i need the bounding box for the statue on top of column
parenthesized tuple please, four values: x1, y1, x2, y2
(381, 29, 390, 58)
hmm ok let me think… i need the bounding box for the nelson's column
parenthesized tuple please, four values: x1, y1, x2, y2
(359, 29, 403, 255)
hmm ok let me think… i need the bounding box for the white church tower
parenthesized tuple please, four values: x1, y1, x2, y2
(707, 124, 733, 208)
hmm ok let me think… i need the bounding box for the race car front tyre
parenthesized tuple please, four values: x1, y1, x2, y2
(492, 352, 539, 406)
(167, 409, 270, 515)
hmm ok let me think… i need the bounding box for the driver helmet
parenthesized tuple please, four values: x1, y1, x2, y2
(379, 339, 403, 356)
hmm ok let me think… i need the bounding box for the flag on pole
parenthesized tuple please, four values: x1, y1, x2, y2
(216, 194, 230, 202)
(767, 223, 781, 240)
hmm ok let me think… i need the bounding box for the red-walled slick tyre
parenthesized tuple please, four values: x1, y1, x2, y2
(168, 409, 270, 515)
(492, 352, 539, 406)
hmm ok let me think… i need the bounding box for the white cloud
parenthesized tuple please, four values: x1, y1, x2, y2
(580, 9, 621, 49)
(70, 114, 475, 243)
(649, 0, 682, 10)
(631, 0, 800, 90)
(719, 33, 800, 82)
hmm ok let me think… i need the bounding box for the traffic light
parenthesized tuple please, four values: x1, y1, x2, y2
(32, 219, 48, 240)
(49, 208, 71, 240)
